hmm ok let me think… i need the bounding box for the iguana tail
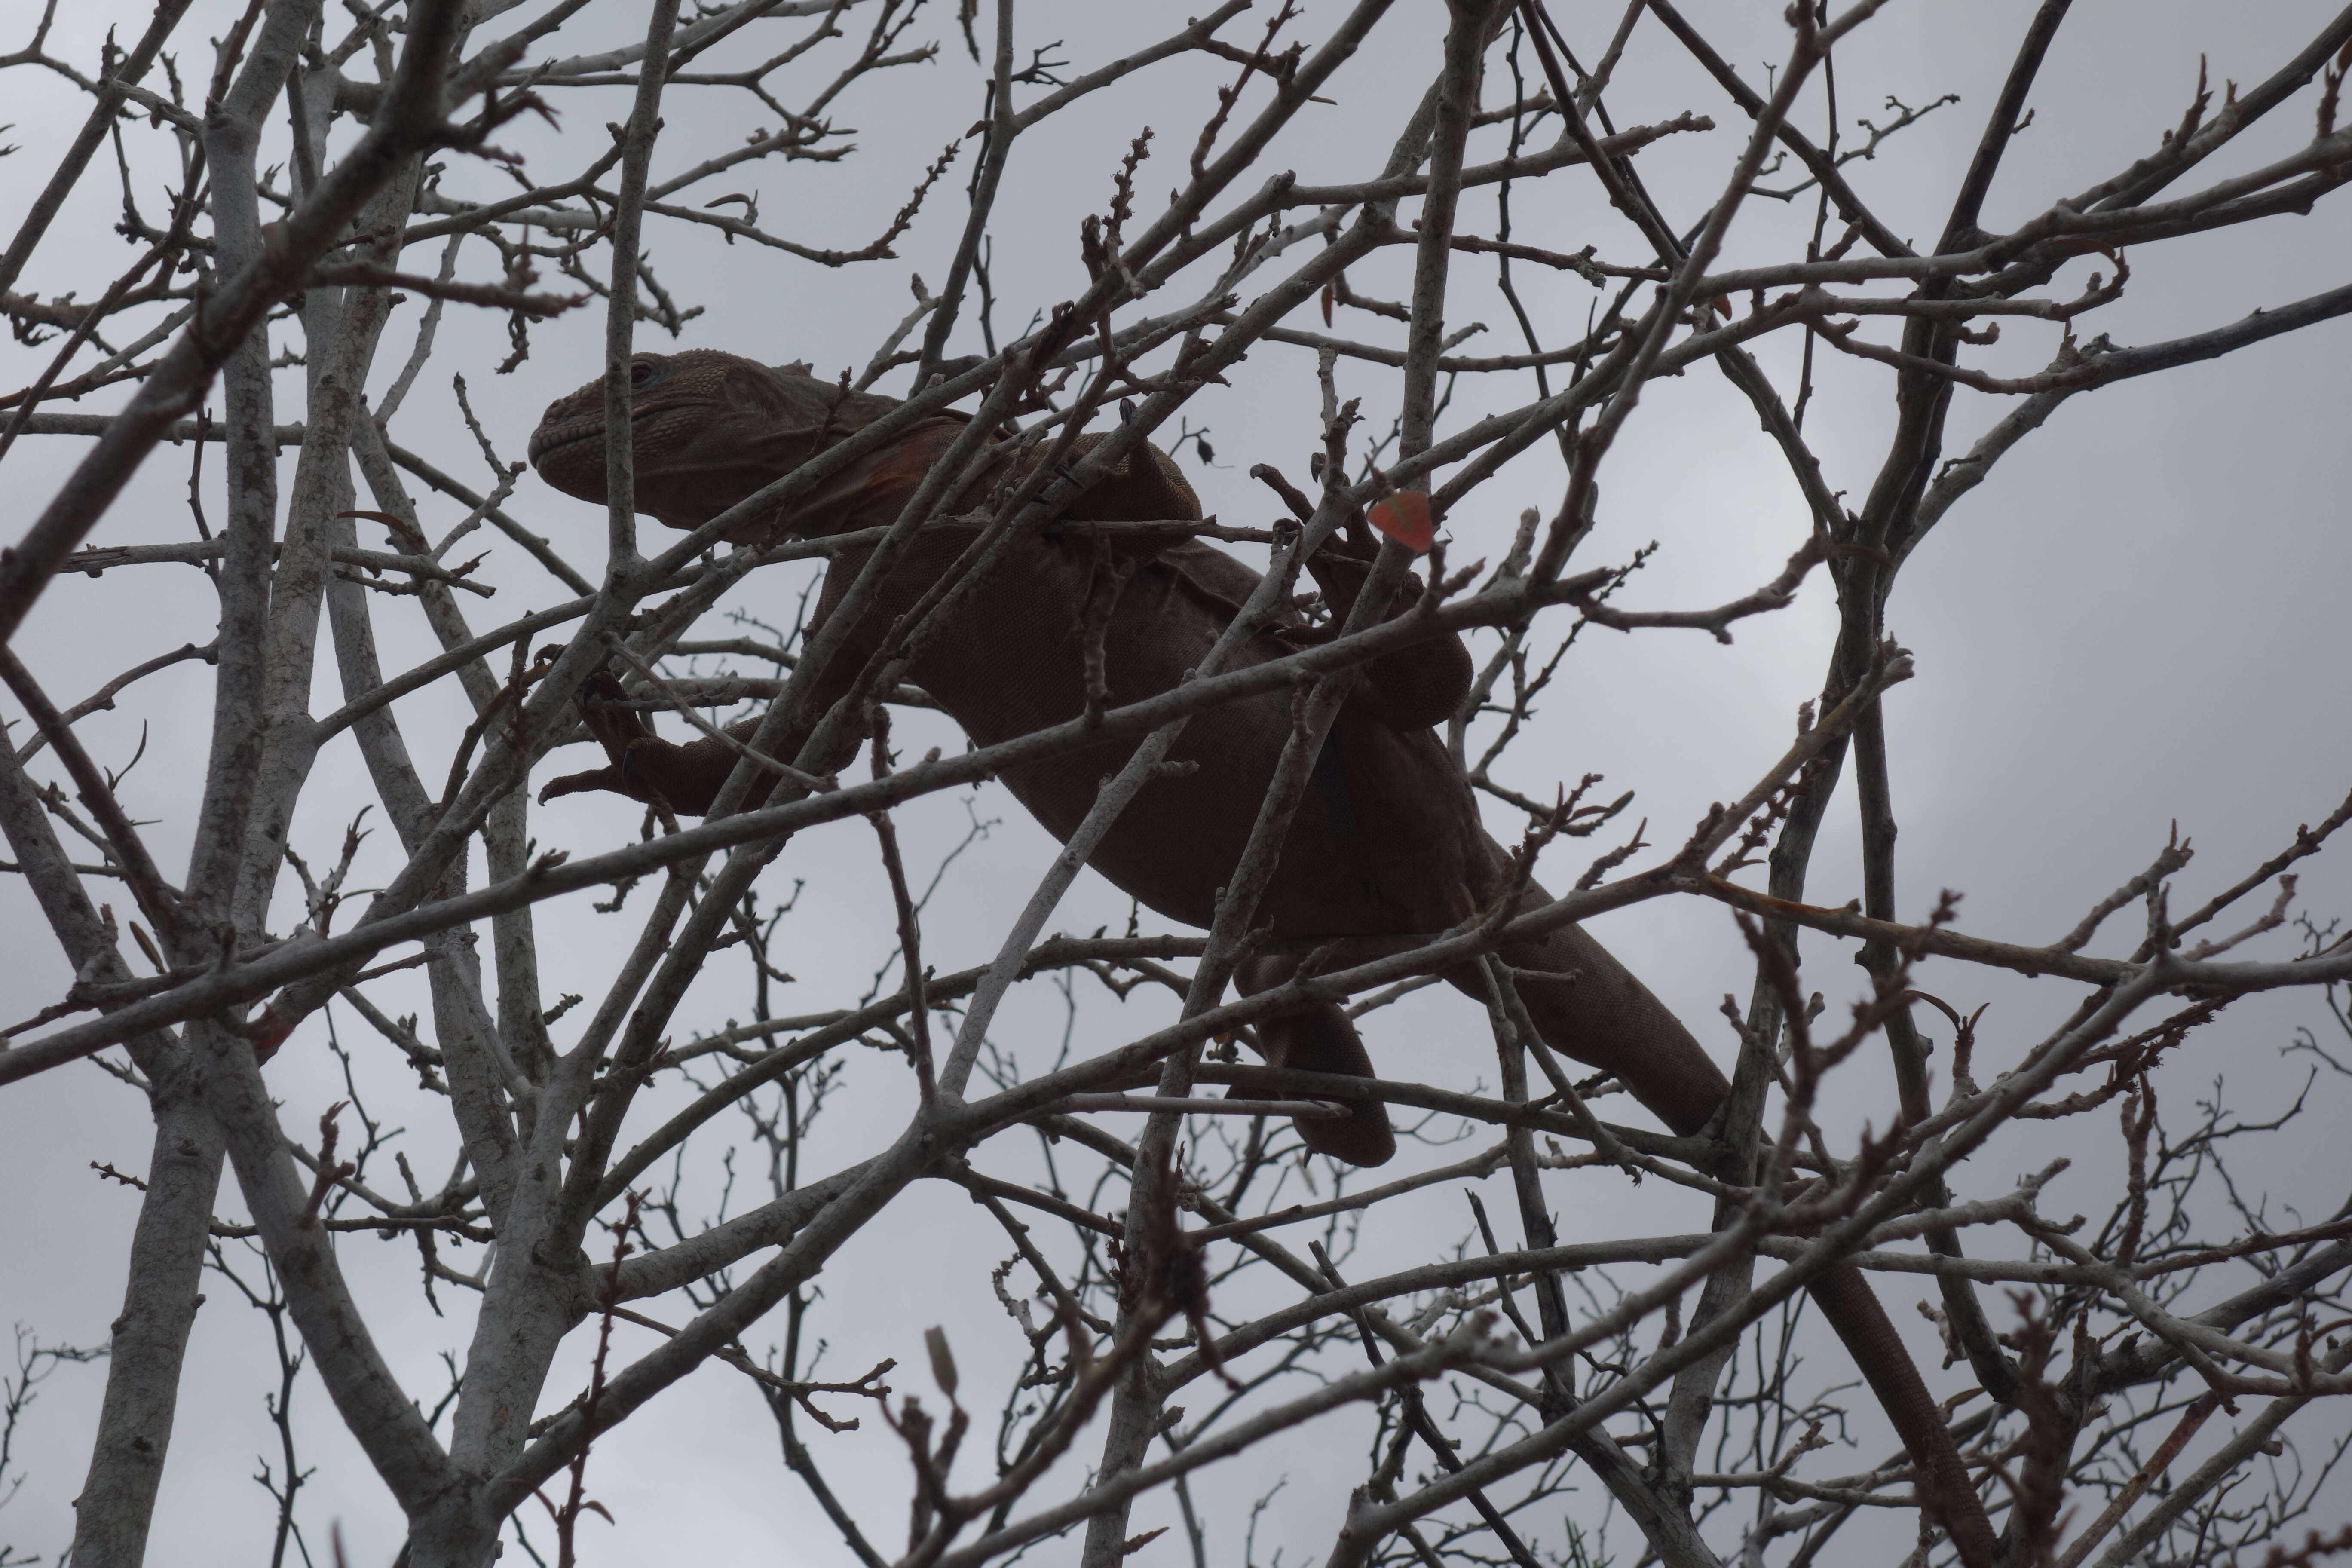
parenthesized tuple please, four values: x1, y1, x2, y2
(1485, 891, 1998, 1568)
(1809, 1260, 1999, 1567)
(1234, 869, 1997, 1566)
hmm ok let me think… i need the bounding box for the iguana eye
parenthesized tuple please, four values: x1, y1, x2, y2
(629, 360, 661, 389)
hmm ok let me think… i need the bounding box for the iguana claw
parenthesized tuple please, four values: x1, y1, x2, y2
(539, 766, 627, 805)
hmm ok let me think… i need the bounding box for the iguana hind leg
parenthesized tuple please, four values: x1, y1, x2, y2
(1227, 878, 1724, 1169)
(1226, 992, 1398, 1167)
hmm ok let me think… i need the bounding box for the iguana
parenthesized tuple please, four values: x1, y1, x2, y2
(527, 350, 1997, 1562)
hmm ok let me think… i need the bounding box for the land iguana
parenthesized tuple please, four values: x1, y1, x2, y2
(526, 349, 1997, 1562)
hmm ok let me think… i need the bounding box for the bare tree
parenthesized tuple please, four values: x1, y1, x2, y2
(5, 2, 2352, 1566)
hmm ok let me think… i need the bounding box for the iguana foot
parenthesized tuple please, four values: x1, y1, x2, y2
(1234, 1001, 1396, 1167)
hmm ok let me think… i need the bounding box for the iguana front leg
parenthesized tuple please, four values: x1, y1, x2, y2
(538, 670, 769, 815)
(1304, 518, 1473, 731)
(538, 670, 657, 805)
(1054, 430, 1204, 525)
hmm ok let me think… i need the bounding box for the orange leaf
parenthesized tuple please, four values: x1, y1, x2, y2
(1320, 282, 1335, 328)
(248, 1006, 293, 1066)
(1367, 491, 1433, 554)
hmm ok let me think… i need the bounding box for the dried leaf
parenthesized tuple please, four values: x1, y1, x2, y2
(924, 1324, 959, 1398)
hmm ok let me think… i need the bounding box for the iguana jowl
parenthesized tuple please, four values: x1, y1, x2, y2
(527, 349, 1997, 1564)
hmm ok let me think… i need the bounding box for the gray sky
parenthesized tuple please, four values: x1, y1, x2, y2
(4, 1, 2351, 1562)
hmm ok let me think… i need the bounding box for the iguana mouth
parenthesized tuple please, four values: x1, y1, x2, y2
(528, 401, 699, 470)
(526, 419, 601, 469)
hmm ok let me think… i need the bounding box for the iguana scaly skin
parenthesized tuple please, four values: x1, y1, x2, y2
(526, 349, 1997, 1564)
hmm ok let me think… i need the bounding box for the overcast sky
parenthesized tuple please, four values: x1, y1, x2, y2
(5, 2, 2351, 1562)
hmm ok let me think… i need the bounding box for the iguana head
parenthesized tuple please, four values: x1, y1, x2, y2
(529, 348, 902, 533)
